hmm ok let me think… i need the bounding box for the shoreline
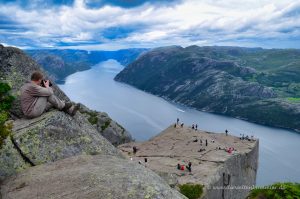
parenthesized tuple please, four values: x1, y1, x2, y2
(114, 79, 300, 134)
(53, 58, 299, 134)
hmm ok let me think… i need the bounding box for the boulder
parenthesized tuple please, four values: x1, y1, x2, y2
(0, 155, 186, 199)
(79, 104, 133, 146)
(0, 110, 122, 180)
(13, 110, 122, 163)
(0, 138, 31, 181)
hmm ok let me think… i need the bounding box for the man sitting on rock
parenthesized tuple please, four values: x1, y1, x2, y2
(20, 71, 79, 118)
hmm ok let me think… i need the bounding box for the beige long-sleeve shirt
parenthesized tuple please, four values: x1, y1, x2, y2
(20, 82, 54, 116)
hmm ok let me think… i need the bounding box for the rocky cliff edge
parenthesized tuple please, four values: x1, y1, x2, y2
(0, 44, 186, 199)
(119, 125, 259, 199)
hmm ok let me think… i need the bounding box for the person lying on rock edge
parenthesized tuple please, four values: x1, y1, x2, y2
(20, 71, 80, 118)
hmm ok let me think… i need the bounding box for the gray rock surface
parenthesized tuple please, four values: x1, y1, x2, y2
(80, 104, 133, 146)
(12, 110, 122, 164)
(0, 155, 187, 199)
(119, 125, 259, 199)
(0, 137, 31, 181)
(0, 110, 122, 181)
(204, 140, 259, 199)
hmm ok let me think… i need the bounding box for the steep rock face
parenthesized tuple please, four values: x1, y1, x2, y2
(115, 45, 300, 132)
(0, 155, 186, 199)
(204, 141, 259, 199)
(79, 104, 133, 146)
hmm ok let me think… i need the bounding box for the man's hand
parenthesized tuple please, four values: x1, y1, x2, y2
(44, 80, 50, 88)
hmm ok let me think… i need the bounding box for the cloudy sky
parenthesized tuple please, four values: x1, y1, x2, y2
(0, 0, 299, 50)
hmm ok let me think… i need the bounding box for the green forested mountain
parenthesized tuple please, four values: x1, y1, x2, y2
(115, 45, 300, 132)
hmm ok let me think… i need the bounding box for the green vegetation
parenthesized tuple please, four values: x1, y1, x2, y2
(248, 182, 300, 199)
(101, 120, 111, 131)
(87, 112, 98, 125)
(0, 82, 15, 148)
(179, 184, 204, 199)
(79, 109, 111, 131)
(80, 110, 99, 125)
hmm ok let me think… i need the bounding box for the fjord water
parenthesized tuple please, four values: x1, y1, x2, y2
(59, 60, 300, 186)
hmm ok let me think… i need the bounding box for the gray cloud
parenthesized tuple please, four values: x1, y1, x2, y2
(0, 0, 299, 49)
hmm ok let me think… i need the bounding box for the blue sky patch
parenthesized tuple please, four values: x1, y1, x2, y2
(85, 0, 181, 9)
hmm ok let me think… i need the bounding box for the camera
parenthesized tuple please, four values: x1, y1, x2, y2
(40, 80, 53, 87)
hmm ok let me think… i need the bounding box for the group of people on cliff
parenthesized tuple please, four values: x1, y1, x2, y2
(177, 162, 192, 172)
(240, 134, 255, 141)
(174, 118, 199, 130)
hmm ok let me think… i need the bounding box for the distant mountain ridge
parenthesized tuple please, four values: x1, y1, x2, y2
(26, 48, 148, 83)
(115, 45, 300, 132)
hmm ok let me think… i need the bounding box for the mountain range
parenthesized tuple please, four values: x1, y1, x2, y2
(26, 48, 148, 83)
(115, 45, 300, 132)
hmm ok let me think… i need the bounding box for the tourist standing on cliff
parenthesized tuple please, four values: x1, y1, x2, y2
(225, 129, 228, 136)
(187, 162, 192, 172)
(177, 118, 179, 124)
(133, 146, 137, 154)
(20, 71, 79, 118)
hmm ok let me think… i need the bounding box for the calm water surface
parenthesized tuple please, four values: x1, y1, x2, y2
(59, 60, 300, 186)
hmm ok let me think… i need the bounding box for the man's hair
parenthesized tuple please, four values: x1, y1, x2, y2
(31, 71, 43, 81)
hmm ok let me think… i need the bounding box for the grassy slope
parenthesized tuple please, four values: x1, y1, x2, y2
(173, 46, 300, 99)
(248, 182, 300, 199)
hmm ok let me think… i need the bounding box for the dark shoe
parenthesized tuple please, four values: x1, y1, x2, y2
(70, 103, 80, 117)
(62, 102, 73, 112)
